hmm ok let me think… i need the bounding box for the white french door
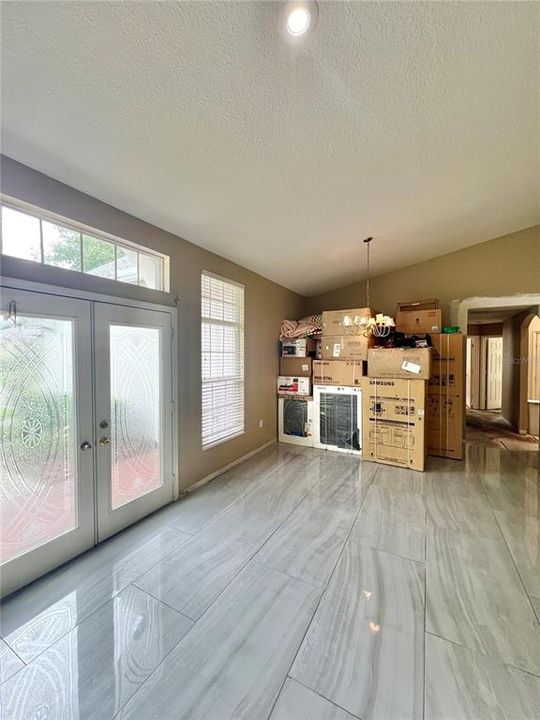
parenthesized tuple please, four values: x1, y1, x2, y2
(0, 283, 176, 597)
(94, 303, 174, 541)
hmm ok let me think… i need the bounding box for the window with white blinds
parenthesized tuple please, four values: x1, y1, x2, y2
(201, 271, 245, 449)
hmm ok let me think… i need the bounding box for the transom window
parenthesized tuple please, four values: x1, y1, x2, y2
(201, 271, 245, 449)
(0, 197, 169, 292)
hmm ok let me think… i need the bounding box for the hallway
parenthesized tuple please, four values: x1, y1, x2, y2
(466, 408, 539, 452)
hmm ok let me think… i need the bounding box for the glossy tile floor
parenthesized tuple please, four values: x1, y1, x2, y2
(1, 442, 539, 719)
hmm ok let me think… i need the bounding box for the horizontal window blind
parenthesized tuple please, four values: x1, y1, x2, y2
(201, 271, 245, 449)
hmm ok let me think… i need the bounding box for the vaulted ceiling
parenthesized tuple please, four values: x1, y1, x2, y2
(1, 1, 539, 295)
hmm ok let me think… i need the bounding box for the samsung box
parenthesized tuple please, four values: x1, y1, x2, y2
(281, 338, 318, 358)
(277, 376, 311, 397)
(280, 356, 313, 378)
(368, 347, 432, 380)
(362, 377, 427, 471)
(395, 309, 442, 335)
(321, 308, 374, 336)
(313, 360, 366, 386)
(320, 334, 374, 361)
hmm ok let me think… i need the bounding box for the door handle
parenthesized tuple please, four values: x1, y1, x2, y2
(80, 441, 92, 450)
(99, 437, 111, 447)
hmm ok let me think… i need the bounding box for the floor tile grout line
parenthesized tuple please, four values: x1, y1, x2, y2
(285, 675, 362, 719)
(424, 630, 540, 679)
(129, 582, 197, 623)
(110, 451, 354, 719)
(264, 465, 380, 720)
(1, 529, 192, 669)
(477, 467, 540, 625)
(0, 637, 27, 669)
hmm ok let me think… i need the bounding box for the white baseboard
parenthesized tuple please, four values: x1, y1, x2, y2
(180, 439, 277, 496)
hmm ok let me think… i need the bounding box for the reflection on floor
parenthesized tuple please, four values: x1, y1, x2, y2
(467, 408, 539, 452)
(1, 442, 539, 719)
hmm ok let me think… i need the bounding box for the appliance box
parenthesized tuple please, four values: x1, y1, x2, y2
(427, 333, 465, 460)
(362, 377, 427, 471)
(395, 309, 442, 335)
(313, 359, 366, 386)
(320, 334, 374, 361)
(281, 338, 318, 358)
(313, 385, 362, 455)
(321, 308, 374, 336)
(278, 397, 314, 447)
(428, 333, 465, 396)
(368, 347, 432, 380)
(279, 356, 313, 378)
(277, 375, 311, 397)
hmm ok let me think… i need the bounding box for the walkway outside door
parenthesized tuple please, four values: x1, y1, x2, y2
(0, 283, 176, 596)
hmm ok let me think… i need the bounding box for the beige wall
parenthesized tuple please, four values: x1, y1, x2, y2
(302, 225, 540, 327)
(0, 156, 303, 491)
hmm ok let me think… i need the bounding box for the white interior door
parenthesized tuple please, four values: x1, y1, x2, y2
(93, 303, 174, 541)
(0, 288, 95, 596)
(486, 336, 503, 410)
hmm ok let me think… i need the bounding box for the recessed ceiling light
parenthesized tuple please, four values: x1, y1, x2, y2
(287, 6, 311, 36)
(283, 2, 318, 39)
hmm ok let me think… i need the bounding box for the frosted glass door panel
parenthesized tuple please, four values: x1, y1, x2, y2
(0, 287, 94, 597)
(0, 317, 77, 562)
(94, 303, 173, 541)
(110, 326, 162, 509)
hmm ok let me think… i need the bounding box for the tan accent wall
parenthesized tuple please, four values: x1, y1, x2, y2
(0, 156, 304, 491)
(302, 225, 540, 328)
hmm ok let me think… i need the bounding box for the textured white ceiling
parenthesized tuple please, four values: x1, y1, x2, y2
(1, 1, 539, 295)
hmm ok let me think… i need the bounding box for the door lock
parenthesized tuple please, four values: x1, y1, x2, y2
(80, 441, 92, 450)
(99, 437, 111, 447)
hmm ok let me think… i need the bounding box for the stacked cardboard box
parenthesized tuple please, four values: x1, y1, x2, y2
(364, 364, 428, 472)
(427, 333, 465, 460)
(320, 308, 375, 361)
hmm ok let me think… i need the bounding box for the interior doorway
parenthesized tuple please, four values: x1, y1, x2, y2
(0, 280, 177, 597)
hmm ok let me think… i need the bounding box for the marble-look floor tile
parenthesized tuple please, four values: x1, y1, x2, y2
(373, 464, 425, 495)
(291, 544, 425, 719)
(531, 596, 540, 623)
(157, 444, 309, 534)
(254, 497, 356, 588)
(426, 476, 501, 539)
(117, 562, 320, 720)
(0, 639, 24, 685)
(308, 459, 377, 515)
(351, 484, 426, 562)
(495, 511, 540, 597)
(269, 678, 356, 720)
(0, 585, 192, 720)
(426, 529, 540, 675)
(1, 524, 189, 664)
(425, 633, 540, 719)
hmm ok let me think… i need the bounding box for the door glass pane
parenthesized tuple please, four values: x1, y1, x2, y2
(0, 316, 77, 563)
(110, 326, 162, 509)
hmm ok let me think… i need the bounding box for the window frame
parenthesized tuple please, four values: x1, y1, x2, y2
(0, 195, 170, 292)
(201, 270, 245, 450)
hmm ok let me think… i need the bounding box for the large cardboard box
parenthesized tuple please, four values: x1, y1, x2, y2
(280, 357, 312, 378)
(368, 347, 432, 380)
(427, 333, 465, 459)
(428, 333, 465, 396)
(322, 308, 373, 336)
(427, 392, 463, 460)
(320, 334, 374, 361)
(281, 338, 318, 358)
(313, 360, 366, 387)
(277, 376, 311, 397)
(395, 309, 442, 334)
(362, 377, 427, 471)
